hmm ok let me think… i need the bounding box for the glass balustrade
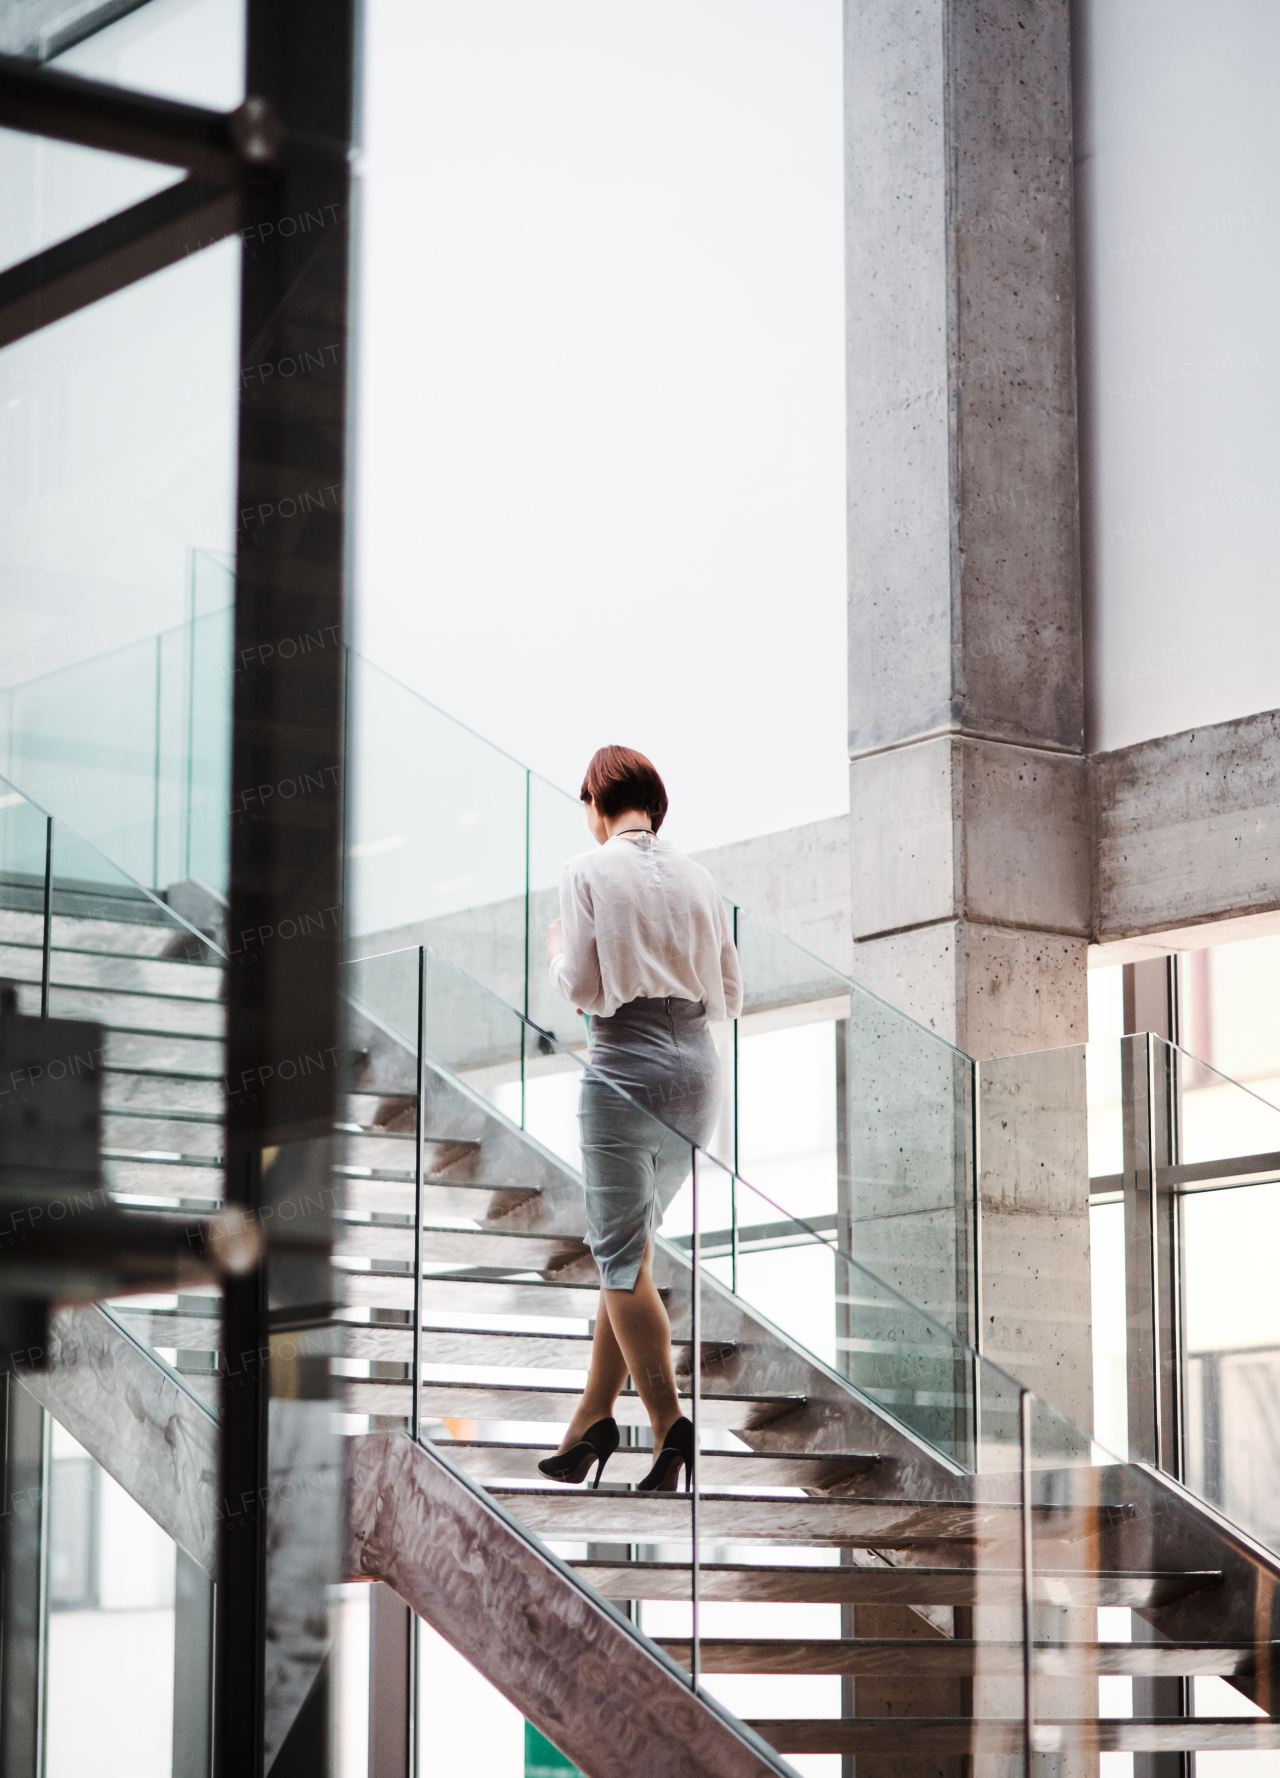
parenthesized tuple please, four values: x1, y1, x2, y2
(0, 613, 980, 1373)
(16, 595, 1280, 1766)
(342, 937, 1207, 1767)
(0, 770, 229, 1396)
(0, 550, 233, 900)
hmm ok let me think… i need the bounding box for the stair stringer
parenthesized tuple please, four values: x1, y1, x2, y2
(348, 996, 973, 1501)
(1094, 1461, 1280, 1711)
(21, 1303, 216, 1571)
(24, 1303, 337, 1771)
(346, 1428, 799, 1778)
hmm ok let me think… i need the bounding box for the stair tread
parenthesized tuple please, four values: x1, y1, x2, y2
(747, 1720, 1280, 1756)
(485, 1488, 1109, 1546)
(655, 1636, 1269, 1677)
(569, 1562, 1223, 1608)
(446, 1439, 877, 1486)
(357, 1378, 803, 1430)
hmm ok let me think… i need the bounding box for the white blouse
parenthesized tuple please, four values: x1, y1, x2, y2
(549, 831, 744, 1021)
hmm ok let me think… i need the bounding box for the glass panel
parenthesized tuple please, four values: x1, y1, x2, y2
(688, 1148, 1036, 1757)
(842, 982, 975, 1349)
(0, 126, 181, 276)
(346, 658, 528, 1004)
(43, 816, 227, 1404)
(46, 0, 247, 113)
(0, 237, 241, 888)
(3, 579, 234, 899)
(1027, 1393, 1118, 1767)
(0, 782, 51, 1018)
(527, 769, 591, 1046)
(1168, 1037, 1280, 1169)
(8, 633, 163, 886)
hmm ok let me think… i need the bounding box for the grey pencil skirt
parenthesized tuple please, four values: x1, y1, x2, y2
(579, 995, 722, 1291)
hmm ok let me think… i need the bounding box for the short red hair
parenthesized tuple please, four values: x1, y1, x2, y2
(580, 746, 668, 832)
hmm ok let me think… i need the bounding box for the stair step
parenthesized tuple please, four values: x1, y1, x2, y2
(111, 1307, 220, 1352)
(486, 1489, 1104, 1547)
(340, 1227, 593, 1271)
(0, 910, 198, 959)
(338, 1134, 479, 1176)
(351, 1379, 804, 1430)
(344, 1325, 736, 1371)
(104, 1115, 223, 1156)
(48, 983, 223, 1036)
(416, 1274, 601, 1317)
(342, 1179, 542, 1219)
(105, 1064, 225, 1105)
(0, 944, 222, 1000)
(657, 1638, 1269, 1678)
(444, 1439, 877, 1489)
(337, 1273, 600, 1318)
(104, 1103, 223, 1127)
(56, 953, 223, 997)
(749, 1720, 1280, 1756)
(572, 1561, 1224, 1608)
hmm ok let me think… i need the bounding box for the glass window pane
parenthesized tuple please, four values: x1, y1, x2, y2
(0, 241, 239, 892)
(45, 1423, 177, 1778)
(0, 127, 181, 276)
(48, 0, 246, 112)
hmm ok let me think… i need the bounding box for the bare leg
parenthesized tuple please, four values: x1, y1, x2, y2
(555, 1241, 681, 1453)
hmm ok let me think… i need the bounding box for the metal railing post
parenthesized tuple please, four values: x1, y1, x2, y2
(40, 817, 52, 1018)
(412, 946, 426, 1443)
(690, 1147, 701, 1694)
(730, 905, 740, 1295)
(522, 770, 530, 1130)
(1019, 1387, 1034, 1778)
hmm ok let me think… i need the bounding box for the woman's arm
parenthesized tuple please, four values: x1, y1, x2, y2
(549, 862, 605, 1011)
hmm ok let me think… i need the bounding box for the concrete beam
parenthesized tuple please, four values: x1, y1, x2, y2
(1094, 709, 1280, 957)
(850, 736, 1090, 942)
(692, 815, 854, 974)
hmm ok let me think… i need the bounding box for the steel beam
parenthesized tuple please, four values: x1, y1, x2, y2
(0, 177, 240, 351)
(215, 4, 355, 1775)
(0, 52, 240, 170)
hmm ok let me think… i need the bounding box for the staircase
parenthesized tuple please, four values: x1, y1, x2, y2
(7, 884, 1280, 1770)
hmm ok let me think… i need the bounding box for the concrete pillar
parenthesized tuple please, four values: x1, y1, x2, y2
(842, 21, 1098, 1766)
(845, 0, 1090, 1061)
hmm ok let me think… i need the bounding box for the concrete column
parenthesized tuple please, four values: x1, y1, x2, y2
(845, 0, 1090, 1061)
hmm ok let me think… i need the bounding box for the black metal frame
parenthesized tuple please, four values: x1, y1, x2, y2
(0, 9, 357, 1774)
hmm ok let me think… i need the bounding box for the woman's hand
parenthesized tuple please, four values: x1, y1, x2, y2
(546, 918, 563, 964)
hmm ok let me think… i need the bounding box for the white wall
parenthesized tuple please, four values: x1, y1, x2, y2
(1075, 0, 1280, 752)
(355, 0, 848, 853)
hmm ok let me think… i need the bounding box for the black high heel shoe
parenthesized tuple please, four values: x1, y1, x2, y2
(537, 1417, 619, 1488)
(636, 1415, 696, 1493)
